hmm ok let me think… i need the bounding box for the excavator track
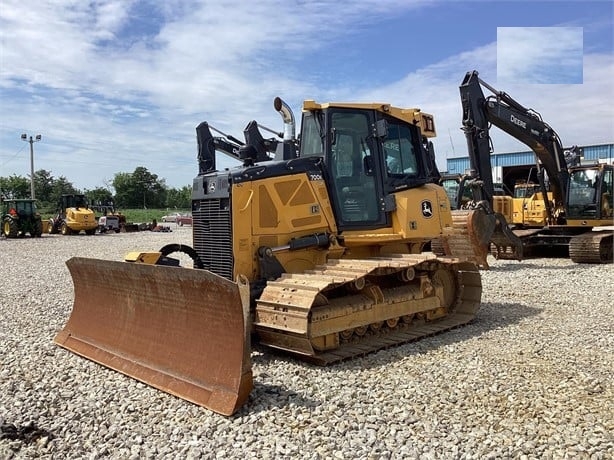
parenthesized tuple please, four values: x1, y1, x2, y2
(569, 231, 613, 263)
(254, 254, 481, 366)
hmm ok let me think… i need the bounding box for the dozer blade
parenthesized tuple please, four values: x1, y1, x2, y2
(54, 257, 253, 416)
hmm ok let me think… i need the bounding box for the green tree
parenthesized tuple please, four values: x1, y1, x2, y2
(166, 185, 192, 209)
(33, 169, 54, 203)
(0, 174, 30, 199)
(112, 167, 167, 208)
(133, 166, 166, 209)
(111, 172, 134, 208)
(49, 176, 80, 207)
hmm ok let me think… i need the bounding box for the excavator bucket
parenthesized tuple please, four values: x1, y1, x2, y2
(54, 257, 253, 416)
(488, 213, 524, 261)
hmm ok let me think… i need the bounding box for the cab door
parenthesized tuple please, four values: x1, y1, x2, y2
(326, 109, 386, 230)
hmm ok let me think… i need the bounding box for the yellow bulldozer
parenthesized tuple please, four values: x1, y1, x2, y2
(55, 98, 496, 415)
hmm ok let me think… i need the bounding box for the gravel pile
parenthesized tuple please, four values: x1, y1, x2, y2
(1, 228, 612, 459)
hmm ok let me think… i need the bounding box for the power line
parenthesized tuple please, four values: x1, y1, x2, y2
(0, 144, 27, 168)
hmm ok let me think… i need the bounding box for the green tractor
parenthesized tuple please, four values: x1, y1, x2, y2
(2, 198, 43, 238)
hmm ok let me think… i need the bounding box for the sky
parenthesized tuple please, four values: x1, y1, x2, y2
(0, 0, 613, 192)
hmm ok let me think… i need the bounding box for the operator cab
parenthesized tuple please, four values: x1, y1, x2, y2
(15, 200, 35, 216)
(299, 102, 435, 230)
(514, 183, 541, 198)
(567, 164, 614, 219)
(62, 194, 88, 210)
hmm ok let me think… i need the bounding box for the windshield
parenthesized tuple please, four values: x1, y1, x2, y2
(514, 184, 540, 198)
(383, 123, 418, 176)
(299, 112, 323, 157)
(566, 167, 610, 219)
(16, 201, 34, 214)
(329, 110, 380, 223)
(441, 179, 459, 203)
(568, 169, 598, 206)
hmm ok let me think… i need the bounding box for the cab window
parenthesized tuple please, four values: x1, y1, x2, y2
(299, 113, 323, 158)
(601, 169, 613, 217)
(384, 123, 418, 176)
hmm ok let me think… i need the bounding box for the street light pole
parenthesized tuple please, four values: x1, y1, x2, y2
(20, 133, 42, 200)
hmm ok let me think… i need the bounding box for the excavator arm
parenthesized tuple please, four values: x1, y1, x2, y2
(460, 71, 613, 264)
(196, 121, 243, 174)
(460, 70, 569, 211)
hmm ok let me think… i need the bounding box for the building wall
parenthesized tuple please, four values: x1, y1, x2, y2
(445, 143, 614, 175)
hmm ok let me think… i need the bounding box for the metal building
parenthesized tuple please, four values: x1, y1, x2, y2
(445, 143, 614, 191)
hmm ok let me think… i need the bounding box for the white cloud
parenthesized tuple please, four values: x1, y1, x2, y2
(0, 0, 433, 189)
(497, 27, 584, 84)
(0, 1, 611, 191)
(344, 43, 612, 171)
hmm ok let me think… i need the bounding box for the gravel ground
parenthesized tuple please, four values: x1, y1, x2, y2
(1, 227, 612, 459)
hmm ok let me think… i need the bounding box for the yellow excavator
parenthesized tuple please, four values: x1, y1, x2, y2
(55, 98, 496, 415)
(458, 71, 613, 262)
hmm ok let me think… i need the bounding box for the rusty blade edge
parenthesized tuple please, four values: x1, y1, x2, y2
(54, 330, 253, 416)
(55, 257, 254, 416)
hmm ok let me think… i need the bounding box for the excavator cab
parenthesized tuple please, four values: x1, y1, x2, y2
(566, 163, 614, 262)
(567, 164, 614, 221)
(440, 174, 474, 210)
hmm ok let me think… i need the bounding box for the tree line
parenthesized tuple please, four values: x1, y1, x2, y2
(0, 166, 192, 210)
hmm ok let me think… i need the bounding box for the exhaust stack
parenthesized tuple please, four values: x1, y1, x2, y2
(274, 97, 295, 141)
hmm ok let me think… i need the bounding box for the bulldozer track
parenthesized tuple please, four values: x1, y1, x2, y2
(291, 312, 476, 366)
(569, 231, 613, 264)
(254, 254, 481, 366)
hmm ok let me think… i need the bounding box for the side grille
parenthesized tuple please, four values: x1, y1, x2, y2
(192, 197, 233, 280)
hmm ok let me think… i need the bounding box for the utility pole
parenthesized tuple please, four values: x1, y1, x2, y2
(20, 133, 42, 200)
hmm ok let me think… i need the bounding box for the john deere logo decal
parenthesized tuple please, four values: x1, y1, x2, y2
(421, 200, 433, 218)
